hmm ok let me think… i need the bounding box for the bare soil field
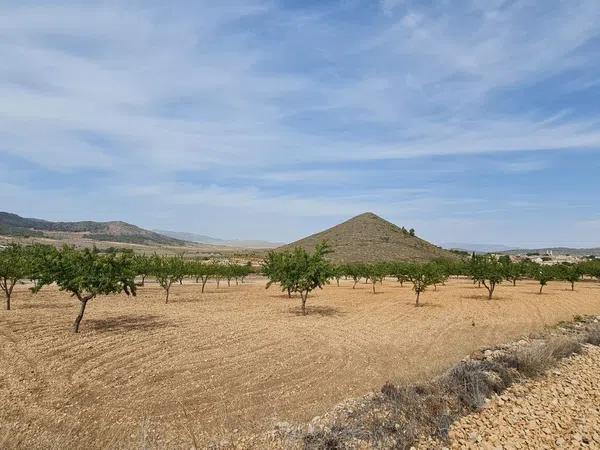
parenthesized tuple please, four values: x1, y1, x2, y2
(1, 278, 600, 448)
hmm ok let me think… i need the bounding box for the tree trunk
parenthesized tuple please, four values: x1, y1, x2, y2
(73, 297, 91, 333)
(415, 291, 420, 307)
(372, 282, 376, 294)
(513, 279, 516, 286)
(539, 284, 544, 294)
(1, 279, 15, 311)
(301, 291, 308, 315)
(483, 281, 494, 300)
(217, 279, 220, 288)
(227, 279, 231, 287)
(165, 284, 171, 303)
(353, 280, 357, 289)
(141, 274, 146, 286)
(336, 279, 340, 287)
(571, 281, 575, 291)
(287, 287, 291, 298)
(201, 277, 208, 293)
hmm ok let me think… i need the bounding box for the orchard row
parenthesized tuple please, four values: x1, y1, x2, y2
(1, 243, 599, 331)
(0, 244, 253, 332)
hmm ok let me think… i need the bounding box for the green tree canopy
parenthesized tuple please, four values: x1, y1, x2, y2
(33, 246, 136, 332)
(0, 244, 30, 310)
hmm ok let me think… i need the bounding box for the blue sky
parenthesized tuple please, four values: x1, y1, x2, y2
(1, 0, 600, 247)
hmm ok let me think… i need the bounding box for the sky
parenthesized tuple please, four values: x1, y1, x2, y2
(1, 0, 600, 247)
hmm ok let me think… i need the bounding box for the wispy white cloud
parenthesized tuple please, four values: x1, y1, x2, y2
(1, 1, 600, 244)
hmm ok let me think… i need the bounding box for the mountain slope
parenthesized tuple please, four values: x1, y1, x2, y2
(279, 212, 459, 263)
(0, 212, 187, 246)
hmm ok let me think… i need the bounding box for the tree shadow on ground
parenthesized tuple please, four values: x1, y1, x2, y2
(461, 294, 508, 301)
(402, 302, 443, 308)
(86, 314, 176, 333)
(19, 302, 72, 309)
(270, 293, 297, 299)
(288, 305, 345, 317)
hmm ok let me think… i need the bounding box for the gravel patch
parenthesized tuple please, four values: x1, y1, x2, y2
(432, 345, 600, 449)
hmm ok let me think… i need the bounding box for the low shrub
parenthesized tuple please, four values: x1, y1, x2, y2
(497, 337, 581, 378)
(441, 360, 516, 411)
(547, 337, 583, 359)
(583, 325, 600, 346)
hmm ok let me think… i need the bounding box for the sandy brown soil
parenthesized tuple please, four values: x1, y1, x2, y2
(1, 278, 600, 448)
(445, 345, 600, 449)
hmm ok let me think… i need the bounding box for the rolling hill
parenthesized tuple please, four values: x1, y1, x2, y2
(0, 212, 186, 246)
(279, 212, 460, 263)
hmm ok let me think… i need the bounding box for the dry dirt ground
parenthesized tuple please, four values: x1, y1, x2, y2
(443, 345, 600, 449)
(1, 278, 600, 448)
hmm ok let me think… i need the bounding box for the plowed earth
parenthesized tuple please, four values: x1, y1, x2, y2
(1, 278, 600, 448)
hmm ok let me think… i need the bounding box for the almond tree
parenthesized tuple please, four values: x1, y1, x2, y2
(0, 244, 29, 310)
(530, 264, 554, 294)
(406, 262, 438, 307)
(390, 261, 410, 287)
(213, 264, 225, 288)
(366, 263, 388, 294)
(133, 254, 151, 286)
(332, 265, 343, 287)
(237, 262, 253, 283)
(291, 243, 333, 315)
(502, 260, 526, 286)
(263, 250, 297, 297)
(470, 255, 504, 300)
(263, 243, 332, 314)
(191, 260, 213, 293)
(581, 260, 600, 284)
(224, 263, 236, 287)
(24, 244, 57, 290)
(469, 255, 499, 297)
(150, 255, 186, 303)
(343, 263, 363, 289)
(557, 264, 582, 291)
(33, 246, 136, 332)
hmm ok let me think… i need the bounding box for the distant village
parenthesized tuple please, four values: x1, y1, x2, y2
(500, 250, 596, 265)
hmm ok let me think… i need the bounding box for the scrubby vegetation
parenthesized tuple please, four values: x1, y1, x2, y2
(298, 318, 600, 450)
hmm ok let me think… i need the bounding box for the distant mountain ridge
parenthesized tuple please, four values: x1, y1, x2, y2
(279, 212, 460, 263)
(441, 241, 600, 256)
(0, 212, 186, 246)
(499, 247, 600, 257)
(155, 229, 283, 249)
(441, 242, 516, 253)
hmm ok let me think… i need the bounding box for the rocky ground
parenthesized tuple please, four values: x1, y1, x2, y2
(428, 345, 600, 449)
